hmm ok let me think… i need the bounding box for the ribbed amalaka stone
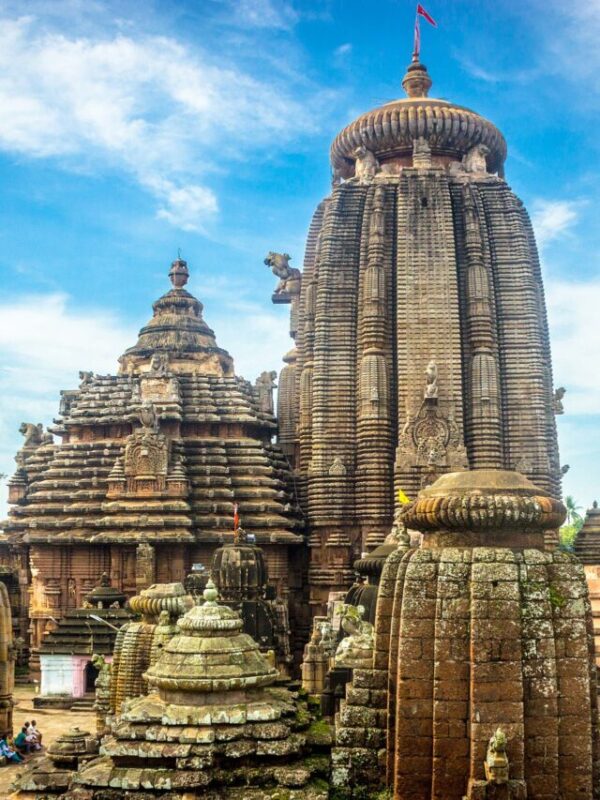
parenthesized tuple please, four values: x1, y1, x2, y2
(276, 59, 561, 613)
(5, 257, 305, 668)
(67, 582, 328, 799)
(342, 470, 599, 800)
(108, 582, 193, 717)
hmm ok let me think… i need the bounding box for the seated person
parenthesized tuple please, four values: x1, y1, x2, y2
(27, 719, 42, 746)
(0, 736, 23, 763)
(14, 726, 31, 754)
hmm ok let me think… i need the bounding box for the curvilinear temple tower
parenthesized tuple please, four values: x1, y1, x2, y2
(274, 57, 562, 610)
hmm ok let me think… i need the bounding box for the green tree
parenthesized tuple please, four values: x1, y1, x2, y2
(564, 495, 583, 526)
(560, 495, 585, 551)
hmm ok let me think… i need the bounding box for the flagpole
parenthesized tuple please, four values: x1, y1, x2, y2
(413, 7, 420, 62)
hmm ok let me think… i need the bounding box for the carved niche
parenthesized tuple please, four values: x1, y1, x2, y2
(397, 399, 468, 478)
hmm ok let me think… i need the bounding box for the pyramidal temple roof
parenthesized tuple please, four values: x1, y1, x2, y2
(330, 58, 507, 178)
(119, 257, 234, 377)
(6, 257, 303, 547)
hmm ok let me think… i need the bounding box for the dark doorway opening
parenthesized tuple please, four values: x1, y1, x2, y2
(84, 660, 99, 692)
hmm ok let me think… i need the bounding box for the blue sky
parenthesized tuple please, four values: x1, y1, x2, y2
(0, 0, 599, 517)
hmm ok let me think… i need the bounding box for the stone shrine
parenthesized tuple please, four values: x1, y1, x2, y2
(331, 470, 599, 799)
(67, 581, 329, 799)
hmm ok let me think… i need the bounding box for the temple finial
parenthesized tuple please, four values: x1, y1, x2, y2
(402, 58, 432, 98)
(169, 255, 189, 289)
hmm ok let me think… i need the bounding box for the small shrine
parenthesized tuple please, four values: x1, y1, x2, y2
(11, 727, 98, 798)
(68, 581, 329, 798)
(36, 573, 131, 707)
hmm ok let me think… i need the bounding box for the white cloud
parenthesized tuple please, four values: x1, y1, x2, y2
(334, 43, 352, 58)
(0, 14, 319, 231)
(0, 292, 137, 516)
(229, 0, 298, 30)
(531, 199, 579, 248)
(546, 277, 600, 415)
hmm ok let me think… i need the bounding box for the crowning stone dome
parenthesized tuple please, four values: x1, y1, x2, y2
(330, 59, 507, 178)
(119, 257, 234, 376)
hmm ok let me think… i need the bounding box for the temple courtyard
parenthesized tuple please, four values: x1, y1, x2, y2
(0, 688, 94, 798)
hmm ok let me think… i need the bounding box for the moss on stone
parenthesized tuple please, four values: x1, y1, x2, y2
(548, 584, 567, 609)
(306, 717, 333, 746)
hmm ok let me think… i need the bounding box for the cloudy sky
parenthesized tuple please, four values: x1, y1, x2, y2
(0, 0, 599, 516)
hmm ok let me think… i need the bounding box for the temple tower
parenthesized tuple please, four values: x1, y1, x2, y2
(276, 59, 561, 611)
(5, 257, 304, 663)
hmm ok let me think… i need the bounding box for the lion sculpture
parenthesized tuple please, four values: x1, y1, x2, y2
(264, 252, 301, 297)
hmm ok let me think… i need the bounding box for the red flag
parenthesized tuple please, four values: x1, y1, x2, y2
(417, 4, 437, 28)
(413, 4, 437, 59)
(233, 502, 240, 530)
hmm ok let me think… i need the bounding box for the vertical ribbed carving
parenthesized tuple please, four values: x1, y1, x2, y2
(296, 201, 328, 504)
(299, 360, 313, 475)
(277, 347, 298, 462)
(308, 183, 367, 523)
(521, 207, 562, 499)
(480, 184, 554, 492)
(356, 185, 394, 543)
(455, 183, 503, 467)
(394, 170, 466, 500)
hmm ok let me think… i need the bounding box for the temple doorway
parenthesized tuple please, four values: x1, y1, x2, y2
(84, 660, 99, 692)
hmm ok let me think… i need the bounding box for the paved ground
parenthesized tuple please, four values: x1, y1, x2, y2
(0, 686, 96, 797)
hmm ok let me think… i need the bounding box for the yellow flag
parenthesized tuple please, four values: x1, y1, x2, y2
(397, 488, 411, 505)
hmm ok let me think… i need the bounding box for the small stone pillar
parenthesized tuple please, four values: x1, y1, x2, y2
(301, 616, 329, 695)
(0, 581, 14, 740)
(135, 542, 155, 592)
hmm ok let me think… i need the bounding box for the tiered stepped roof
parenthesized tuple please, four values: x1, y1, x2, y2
(6, 258, 303, 548)
(574, 501, 600, 564)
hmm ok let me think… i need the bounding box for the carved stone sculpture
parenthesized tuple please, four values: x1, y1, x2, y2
(255, 369, 277, 415)
(412, 135, 432, 168)
(464, 143, 490, 174)
(553, 386, 566, 414)
(484, 728, 509, 785)
(148, 352, 169, 375)
(449, 143, 491, 179)
(352, 145, 379, 182)
(264, 251, 301, 296)
(424, 358, 438, 399)
(334, 603, 374, 669)
(19, 422, 43, 447)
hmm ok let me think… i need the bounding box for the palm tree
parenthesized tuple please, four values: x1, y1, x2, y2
(564, 495, 583, 527)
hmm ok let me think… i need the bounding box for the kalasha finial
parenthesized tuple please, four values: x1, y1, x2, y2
(404, 4, 436, 97)
(169, 255, 189, 289)
(402, 59, 432, 98)
(203, 578, 219, 604)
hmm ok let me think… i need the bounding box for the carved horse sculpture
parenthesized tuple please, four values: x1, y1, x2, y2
(264, 252, 301, 297)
